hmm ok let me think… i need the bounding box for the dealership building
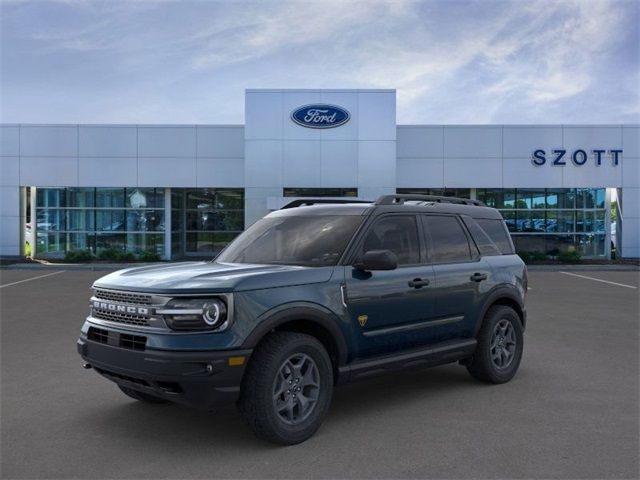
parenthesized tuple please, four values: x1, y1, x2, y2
(1, 89, 638, 260)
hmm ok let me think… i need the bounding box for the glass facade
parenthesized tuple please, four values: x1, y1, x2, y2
(176, 188, 244, 255)
(397, 188, 471, 199)
(284, 188, 358, 197)
(476, 188, 608, 257)
(35, 188, 165, 257)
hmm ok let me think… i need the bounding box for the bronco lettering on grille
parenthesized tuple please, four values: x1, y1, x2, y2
(92, 300, 149, 315)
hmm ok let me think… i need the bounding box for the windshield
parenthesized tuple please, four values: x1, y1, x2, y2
(216, 215, 363, 267)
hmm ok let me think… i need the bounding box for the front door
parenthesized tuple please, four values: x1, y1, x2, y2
(343, 215, 436, 358)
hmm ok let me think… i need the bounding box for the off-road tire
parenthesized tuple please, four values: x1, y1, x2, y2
(467, 305, 523, 384)
(238, 331, 333, 445)
(118, 385, 169, 404)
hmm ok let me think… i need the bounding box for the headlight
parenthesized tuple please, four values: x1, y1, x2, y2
(158, 298, 228, 331)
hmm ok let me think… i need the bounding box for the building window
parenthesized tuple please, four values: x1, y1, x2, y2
(182, 188, 244, 255)
(35, 187, 166, 257)
(476, 188, 608, 258)
(396, 188, 471, 199)
(284, 188, 358, 197)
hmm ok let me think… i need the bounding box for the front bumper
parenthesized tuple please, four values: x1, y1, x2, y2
(77, 334, 251, 410)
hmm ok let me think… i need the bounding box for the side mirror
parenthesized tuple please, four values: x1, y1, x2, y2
(354, 249, 398, 271)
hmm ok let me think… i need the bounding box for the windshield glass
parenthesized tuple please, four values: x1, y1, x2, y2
(216, 215, 363, 267)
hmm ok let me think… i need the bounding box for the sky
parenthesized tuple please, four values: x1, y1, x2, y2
(1, 0, 638, 125)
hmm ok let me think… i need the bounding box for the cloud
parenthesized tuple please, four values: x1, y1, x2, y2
(0, 0, 637, 124)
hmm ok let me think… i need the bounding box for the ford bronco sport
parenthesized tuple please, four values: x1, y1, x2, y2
(77, 194, 527, 445)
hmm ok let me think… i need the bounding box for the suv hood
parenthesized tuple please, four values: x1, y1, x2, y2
(93, 261, 335, 294)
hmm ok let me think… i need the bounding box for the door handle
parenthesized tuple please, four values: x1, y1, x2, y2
(470, 272, 488, 282)
(408, 278, 430, 288)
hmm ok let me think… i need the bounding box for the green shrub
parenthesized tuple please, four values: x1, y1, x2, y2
(518, 251, 547, 263)
(24, 242, 32, 257)
(97, 247, 122, 261)
(64, 249, 94, 262)
(558, 250, 581, 263)
(138, 250, 161, 262)
(118, 251, 136, 262)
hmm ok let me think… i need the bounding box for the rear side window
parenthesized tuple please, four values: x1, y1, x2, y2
(422, 215, 473, 263)
(475, 218, 515, 254)
(462, 217, 501, 256)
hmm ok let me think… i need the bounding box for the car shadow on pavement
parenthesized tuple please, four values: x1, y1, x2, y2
(78, 363, 493, 450)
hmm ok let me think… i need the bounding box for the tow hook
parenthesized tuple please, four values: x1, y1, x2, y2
(82, 363, 92, 370)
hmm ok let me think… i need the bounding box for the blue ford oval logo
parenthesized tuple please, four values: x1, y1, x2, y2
(291, 104, 350, 129)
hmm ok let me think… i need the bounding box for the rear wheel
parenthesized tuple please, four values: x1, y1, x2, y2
(238, 331, 333, 445)
(118, 385, 168, 404)
(467, 306, 523, 384)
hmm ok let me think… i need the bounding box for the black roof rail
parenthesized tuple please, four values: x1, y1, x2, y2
(375, 194, 485, 207)
(280, 198, 372, 209)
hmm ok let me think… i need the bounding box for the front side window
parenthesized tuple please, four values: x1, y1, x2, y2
(359, 215, 420, 265)
(423, 215, 472, 263)
(216, 215, 363, 267)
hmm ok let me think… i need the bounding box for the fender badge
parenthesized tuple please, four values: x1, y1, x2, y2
(358, 315, 368, 327)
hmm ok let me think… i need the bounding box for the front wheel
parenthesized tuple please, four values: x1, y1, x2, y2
(238, 331, 333, 445)
(466, 306, 524, 384)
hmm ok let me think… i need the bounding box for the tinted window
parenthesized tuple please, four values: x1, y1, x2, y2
(476, 218, 515, 254)
(360, 216, 420, 265)
(423, 215, 472, 263)
(216, 215, 362, 267)
(462, 217, 501, 256)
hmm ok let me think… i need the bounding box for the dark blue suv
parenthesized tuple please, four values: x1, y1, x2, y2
(78, 194, 527, 444)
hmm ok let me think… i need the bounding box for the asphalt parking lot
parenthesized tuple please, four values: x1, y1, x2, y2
(1, 267, 638, 479)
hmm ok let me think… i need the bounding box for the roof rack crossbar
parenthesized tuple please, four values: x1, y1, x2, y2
(280, 198, 372, 209)
(374, 194, 485, 207)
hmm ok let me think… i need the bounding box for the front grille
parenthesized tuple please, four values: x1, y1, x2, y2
(92, 309, 151, 327)
(94, 289, 152, 305)
(120, 333, 146, 351)
(88, 327, 109, 344)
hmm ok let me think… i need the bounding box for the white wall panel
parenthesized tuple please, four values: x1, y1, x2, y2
(137, 127, 196, 157)
(358, 91, 396, 141)
(244, 187, 282, 226)
(357, 141, 395, 187)
(622, 156, 640, 188)
(0, 126, 20, 156)
(622, 127, 640, 161)
(0, 157, 19, 186)
(563, 126, 622, 153)
(283, 140, 321, 187)
(0, 214, 20, 256)
(197, 126, 244, 158)
(396, 158, 444, 188)
(444, 126, 501, 158)
(197, 158, 244, 187)
(0, 186, 19, 216)
(562, 162, 622, 188)
(79, 157, 137, 187)
(20, 126, 77, 157)
(503, 157, 563, 187)
(320, 141, 358, 186)
(444, 158, 502, 187)
(245, 91, 283, 140)
(79, 126, 137, 157)
(20, 157, 78, 186)
(503, 126, 562, 158)
(244, 140, 283, 187)
(396, 126, 443, 158)
(137, 157, 196, 187)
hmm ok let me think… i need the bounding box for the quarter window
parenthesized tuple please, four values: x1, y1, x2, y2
(360, 216, 420, 265)
(423, 215, 472, 263)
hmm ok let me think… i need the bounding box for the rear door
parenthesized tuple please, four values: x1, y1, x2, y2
(343, 214, 436, 357)
(421, 214, 493, 341)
